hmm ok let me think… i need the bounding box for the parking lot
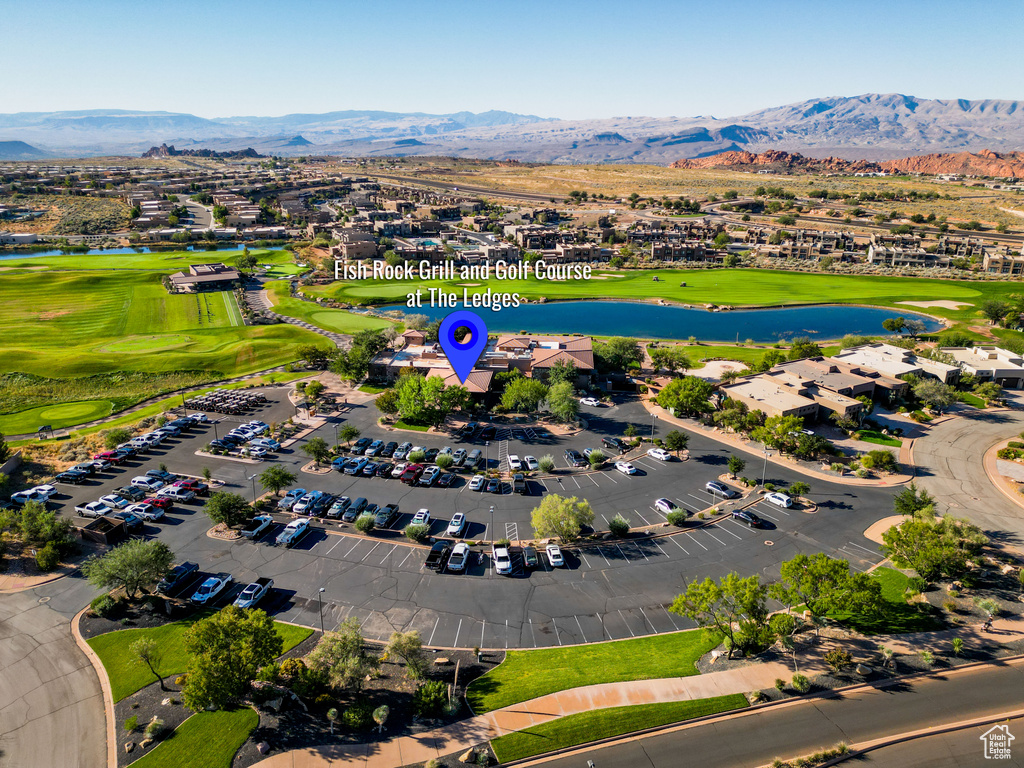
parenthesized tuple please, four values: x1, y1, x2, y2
(40, 386, 897, 649)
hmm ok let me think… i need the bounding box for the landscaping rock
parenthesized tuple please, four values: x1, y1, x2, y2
(459, 748, 476, 763)
(434, 657, 451, 665)
(257, 742, 271, 755)
(266, 698, 283, 712)
(161, 697, 173, 706)
(125, 742, 135, 754)
(856, 664, 873, 675)
(140, 738, 153, 749)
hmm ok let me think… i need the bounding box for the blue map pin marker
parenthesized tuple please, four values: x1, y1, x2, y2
(439, 310, 488, 384)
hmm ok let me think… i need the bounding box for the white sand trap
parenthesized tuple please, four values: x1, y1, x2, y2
(457, 282, 482, 286)
(897, 300, 974, 310)
(696, 360, 748, 381)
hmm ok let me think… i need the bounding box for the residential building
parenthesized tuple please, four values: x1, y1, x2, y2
(940, 346, 1024, 388)
(983, 251, 1024, 276)
(832, 343, 960, 384)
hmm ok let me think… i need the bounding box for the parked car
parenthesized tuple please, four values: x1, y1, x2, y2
(522, 546, 540, 569)
(546, 544, 565, 567)
(401, 464, 424, 485)
(99, 493, 130, 509)
(241, 515, 274, 538)
(425, 540, 452, 571)
(446, 512, 467, 537)
(647, 448, 672, 461)
(115, 486, 147, 502)
(157, 561, 199, 593)
(479, 425, 497, 441)
(469, 475, 486, 491)
(393, 442, 412, 460)
(191, 573, 234, 604)
(277, 488, 307, 510)
(615, 461, 637, 475)
(69, 462, 98, 476)
(327, 496, 351, 519)
(486, 477, 501, 493)
(240, 445, 267, 459)
(564, 449, 587, 468)
(156, 486, 196, 503)
(365, 440, 384, 457)
(145, 496, 174, 511)
(580, 397, 601, 407)
(437, 472, 455, 488)
(447, 542, 470, 572)
(452, 449, 468, 467)
(376, 462, 395, 478)
(705, 481, 739, 499)
(411, 508, 431, 526)
(466, 449, 484, 469)
(172, 479, 209, 496)
(418, 466, 441, 486)
(234, 577, 273, 609)
(74, 501, 111, 518)
(351, 437, 372, 455)
(110, 510, 143, 530)
(125, 503, 164, 522)
(56, 469, 90, 485)
(361, 462, 380, 477)
(250, 437, 281, 451)
(391, 462, 408, 478)
(381, 441, 398, 458)
(93, 450, 127, 465)
(508, 454, 523, 471)
(732, 509, 764, 527)
(344, 458, 368, 476)
(492, 546, 512, 575)
(276, 518, 310, 547)
(513, 473, 527, 494)
(524, 455, 539, 471)
(375, 503, 399, 528)
(765, 492, 793, 508)
(602, 436, 628, 454)
(654, 498, 680, 516)
(293, 491, 325, 515)
(130, 476, 164, 491)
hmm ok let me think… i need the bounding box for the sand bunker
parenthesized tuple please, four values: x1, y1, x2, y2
(457, 282, 482, 286)
(897, 300, 974, 310)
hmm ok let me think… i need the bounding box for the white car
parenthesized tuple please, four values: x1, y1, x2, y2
(12, 489, 48, 506)
(75, 501, 112, 518)
(615, 461, 637, 475)
(446, 513, 467, 537)
(393, 442, 412, 460)
(130, 476, 165, 491)
(125, 502, 164, 521)
(492, 546, 512, 575)
(391, 462, 409, 478)
(546, 544, 565, 567)
(33, 484, 58, 500)
(654, 498, 680, 515)
(765, 492, 793, 508)
(191, 574, 234, 604)
(276, 518, 310, 547)
(469, 474, 486, 491)
(250, 437, 281, 451)
(647, 448, 672, 461)
(277, 488, 307, 510)
(241, 445, 268, 458)
(508, 454, 523, 471)
(188, 413, 209, 423)
(99, 493, 131, 510)
(411, 508, 431, 526)
(447, 542, 470, 572)
(579, 397, 601, 407)
(524, 455, 539, 471)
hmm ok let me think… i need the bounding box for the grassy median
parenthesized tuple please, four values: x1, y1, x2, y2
(130, 708, 258, 768)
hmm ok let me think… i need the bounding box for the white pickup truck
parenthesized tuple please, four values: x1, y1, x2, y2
(75, 501, 112, 518)
(233, 577, 273, 609)
(241, 515, 273, 539)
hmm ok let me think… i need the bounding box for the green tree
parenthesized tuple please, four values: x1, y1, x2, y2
(913, 379, 956, 413)
(665, 430, 689, 455)
(594, 337, 643, 373)
(394, 373, 470, 427)
(501, 377, 549, 413)
(352, 328, 391, 358)
(181, 607, 283, 711)
(547, 381, 579, 422)
(130, 637, 168, 691)
(305, 380, 326, 401)
(751, 348, 787, 373)
(340, 424, 360, 446)
(547, 358, 579, 388)
(788, 481, 810, 498)
(384, 630, 427, 679)
(81, 539, 174, 600)
(103, 427, 132, 450)
(770, 554, 881, 623)
(727, 455, 745, 479)
(980, 300, 1010, 325)
(306, 618, 373, 691)
(330, 345, 372, 381)
(861, 449, 898, 473)
(302, 436, 332, 467)
(656, 376, 713, 417)
(530, 494, 595, 542)
(893, 482, 935, 517)
(650, 347, 693, 376)
(787, 337, 823, 361)
(670, 573, 768, 659)
(882, 316, 906, 334)
(259, 465, 297, 497)
(18, 501, 74, 549)
(375, 388, 399, 415)
(751, 414, 804, 453)
(881, 516, 988, 581)
(202, 492, 252, 529)
(297, 344, 335, 369)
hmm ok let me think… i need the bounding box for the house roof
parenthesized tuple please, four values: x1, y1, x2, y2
(532, 347, 595, 371)
(426, 367, 493, 393)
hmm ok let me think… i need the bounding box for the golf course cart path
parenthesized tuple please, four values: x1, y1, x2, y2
(0, 590, 105, 768)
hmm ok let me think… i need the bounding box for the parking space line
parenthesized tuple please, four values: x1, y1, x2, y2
(505, 619, 509, 649)
(668, 535, 689, 555)
(598, 613, 609, 640)
(574, 615, 588, 643)
(675, 497, 701, 512)
(480, 621, 486, 648)
(453, 618, 463, 647)
(529, 619, 537, 647)
(847, 541, 877, 554)
(595, 546, 611, 566)
(614, 543, 630, 561)
(579, 550, 593, 569)
(633, 509, 654, 526)
(325, 536, 345, 555)
(618, 610, 636, 637)
(379, 544, 397, 564)
(704, 529, 727, 547)
(603, 473, 618, 484)
(651, 539, 670, 557)
(756, 502, 790, 516)
(688, 493, 712, 506)
(718, 523, 744, 539)
(551, 617, 563, 646)
(343, 539, 364, 558)
(754, 509, 780, 522)
(398, 548, 414, 568)
(639, 606, 653, 632)
(362, 542, 381, 561)
(685, 532, 708, 551)
(427, 617, 439, 646)
(571, 476, 581, 489)
(539, 479, 550, 492)
(587, 474, 600, 486)
(629, 542, 650, 561)
(662, 604, 681, 630)
(633, 459, 659, 471)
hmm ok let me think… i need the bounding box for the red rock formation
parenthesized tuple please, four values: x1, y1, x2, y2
(669, 151, 881, 173)
(881, 150, 1024, 177)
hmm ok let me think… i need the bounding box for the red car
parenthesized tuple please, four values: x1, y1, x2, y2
(145, 496, 174, 511)
(400, 463, 425, 485)
(172, 478, 210, 496)
(93, 450, 126, 465)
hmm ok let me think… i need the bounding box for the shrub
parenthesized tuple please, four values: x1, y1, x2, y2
(774, 678, 786, 691)
(764, 483, 776, 492)
(404, 524, 430, 543)
(588, 449, 606, 467)
(1008, 441, 1024, 450)
(144, 717, 165, 740)
(997, 448, 1023, 460)
(823, 648, 852, 673)
(90, 594, 117, 618)
(666, 509, 688, 526)
(174, 675, 187, 686)
(314, 693, 334, 706)
(943, 600, 957, 612)
(496, 538, 511, 547)
(408, 450, 426, 464)
(791, 673, 811, 693)
(123, 715, 138, 733)
(920, 650, 934, 666)
(35, 542, 60, 572)
(608, 514, 630, 537)
(342, 702, 374, 731)
(413, 679, 448, 717)
(354, 515, 375, 534)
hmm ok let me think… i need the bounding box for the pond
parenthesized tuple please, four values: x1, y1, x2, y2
(377, 300, 943, 342)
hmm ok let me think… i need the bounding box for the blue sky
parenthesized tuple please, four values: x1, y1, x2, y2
(4, 0, 1021, 119)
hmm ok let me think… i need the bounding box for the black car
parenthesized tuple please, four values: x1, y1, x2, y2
(209, 440, 233, 451)
(219, 434, 244, 446)
(423, 447, 439, 463)
(436, 472, 455, 488)
(601, 436, 629, 454)
(146, 468, 177, 483)
(381, 441, 398, 458)
(479, 425, 497, 441)
(116, 486, 146, 502)
(70, 462, 98, 476)
(564, 449, 587, 468)
(157, 561, 199, 593)
(732, 509, 764, 528)
(56, 469, 89, 485)
(352, 437, 372, 455)
(522, 546, 539, 569)
(376, 462, 395, 478)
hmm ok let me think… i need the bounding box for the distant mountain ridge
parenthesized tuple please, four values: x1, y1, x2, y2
(1, 94, 1022, 162)
(0, 140, 48, 160)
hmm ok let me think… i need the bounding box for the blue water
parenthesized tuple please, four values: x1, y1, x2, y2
(0, 245, 247, 260)
(377, 301, 943, 342)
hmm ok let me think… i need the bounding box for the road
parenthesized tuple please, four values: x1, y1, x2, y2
(529, 659, 1024, 768)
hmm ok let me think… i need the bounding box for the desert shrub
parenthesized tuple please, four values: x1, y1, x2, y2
(608, 514, 630, 537)
(354, 515, 375, 534)
(90, 594, 117, 618)
(774, 678, 786, 691)
(342, 702, 374, 731)
(666, 509, 688, 526)
(123, 716, 138, 733)
(824, 648, 852, 673)
(412, 680, 448, 717)
(404, 524, 430, 543)
(791, 673, 810, 693)
(144, 717, 165, 739)
(174, 675, 187, 686)
(35, 542, 60, 572)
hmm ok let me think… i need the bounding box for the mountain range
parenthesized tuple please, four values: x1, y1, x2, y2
(1, 94, 1022, 163)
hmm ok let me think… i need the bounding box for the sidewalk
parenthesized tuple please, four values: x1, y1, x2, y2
(640, 398, 913, 487)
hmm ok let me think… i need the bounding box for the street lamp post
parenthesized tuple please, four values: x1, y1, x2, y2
(317, 587, 326, 634)
(485, 441, 490, 471)
(489, 505, 495, 578)
(761, 449, 772, 486)
(651, 412, 657, 440)
(248, 473, 258, 503)
(181, 393, 188, 417)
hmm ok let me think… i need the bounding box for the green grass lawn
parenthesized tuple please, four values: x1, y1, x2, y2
(960, 393, 986, 408)
(88, 616, 312, 702)
(358, 384, 387, 394)
(265, 280, 396, 334)
(490, 695, 749, 763)
(466, 629, 721, 714)
(393, 418, 430, 431)
(130, 708, 258, 768)
(0, 247, 289, 272)
(831, 566, 944, 635)
(0, 399, 114, 434)
(301, 267, 1007, 326)
(262, 262, 307, 279)
(855, 429, 903, 447)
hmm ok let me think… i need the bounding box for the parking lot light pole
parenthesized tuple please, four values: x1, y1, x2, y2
(651, 412, 657, 440)
(761, 449, 772, 486)
(485, 441, 490, 471)
(317, 587, 325, 634)
(248, 473, 258, 503)
(489, 505, 495, 578)
(181, 393, 188, 417)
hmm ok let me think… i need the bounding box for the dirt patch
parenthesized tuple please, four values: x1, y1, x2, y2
(37, 309, 72, 320)
(0, 265, 47, 271)
(896, 300, 974, 310)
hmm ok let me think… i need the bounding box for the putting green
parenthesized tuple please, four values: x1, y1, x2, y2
(96, 334, 194, 353)
(0, 400, 113, 434)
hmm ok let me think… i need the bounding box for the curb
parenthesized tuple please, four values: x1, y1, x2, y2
(71, 604, 118, 768)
